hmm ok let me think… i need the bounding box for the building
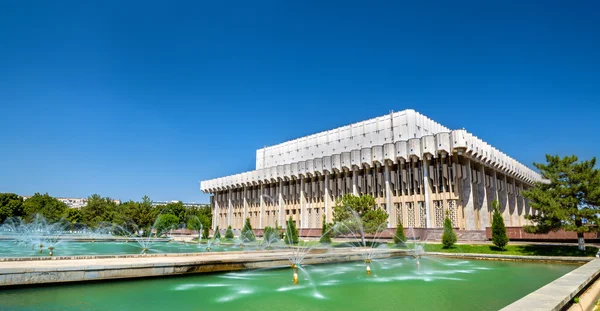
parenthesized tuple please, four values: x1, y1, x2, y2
(151, 201, 208, 208)
(200, 109, 544, 236)
(21, 196, 121, 209)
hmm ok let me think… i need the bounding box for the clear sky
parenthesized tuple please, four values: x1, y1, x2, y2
(1, 1, 598, 203)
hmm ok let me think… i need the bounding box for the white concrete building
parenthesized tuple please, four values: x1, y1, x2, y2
(201, 109, 543, 234)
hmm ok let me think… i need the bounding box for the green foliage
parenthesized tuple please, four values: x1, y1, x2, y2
(332, 194, 389, 234)
(225, 225, 234, 239)
(275, 220, 284, 239)
(285, 216, 299, 244)
(80, 194, 118, 227)
(128, 196, 156, 232)
(202, 226, 209, 239)
(263, 226, 278, 242)
(154, 214, 179, 236)
(214, 226, 221, 239)
(241, 218, 255, 242)
(393, 217, 407, 245)
(491, 200, 509, 250)
(22, 193, 68, 223)
(62, 208, 83, 229)
(319, 214, 332, 244)
(522, 155, 600, 250)
(418, 243, 598, 257)
(441, 214, 457, 248)
(0, 193, 24, 223)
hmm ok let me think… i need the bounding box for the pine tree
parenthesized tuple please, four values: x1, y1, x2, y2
(225, 225, 234, 240)
(523, 155, 600, 251)
(214, 226, 221, 240)
(241, 217, 256, 242)
(285, 216, 299, 244)
(491, 200, 509, 250)
(202, 226, 209, 239)
(441, 214, 457, 248)
(393, 216, 407, 246)
(319, 214, 332, 244)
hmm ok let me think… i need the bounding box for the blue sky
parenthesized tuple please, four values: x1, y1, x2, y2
(1, 1, 598, 203)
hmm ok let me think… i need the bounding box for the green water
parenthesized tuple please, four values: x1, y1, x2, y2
(0, 240, 238, 257)
(0, 257, 576, 311)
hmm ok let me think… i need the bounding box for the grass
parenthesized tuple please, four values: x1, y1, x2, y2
(400, 243, 599, 257)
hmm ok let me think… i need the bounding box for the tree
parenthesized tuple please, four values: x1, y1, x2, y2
(162, 201, 186, 223)
(225, 225, 234, 239)
(491, 200, 509, 250)
(202, 226, 209, 239)
(154, 214, 179, 236)
(81, 194, 118, 227)
(214, 225, 222, 239)
(319, 214, 332, 244)
(241, 218, 255, 242)
(0, 193, 24, 223)
(332, 194, 388, 235)
(129, 196, 156, 233)
(63, 208, 83, 230)
(22, 193, 68, 222)
(263, 226, 278, 242)
(393, 216, 407, 246)
(523, 155, 600, 251)
(285, 216, 299, 244)
(441, 213, 457, 248)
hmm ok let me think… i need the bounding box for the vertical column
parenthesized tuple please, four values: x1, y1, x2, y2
(324, 173, 330, 222)
(352, 167, 358, 196)
(384, 163, 392, 228)
(278, 179, 284, 226)
(478, 164, 489, 228)
(243, 185, 247, 223)
(228, 189, 232, 227)
(504, 174, 511, 226)
(300, 177, 305, 229)
(422, 158, 432, 228)
(462, 157, 476, 230)
(259, 183, 264, 229)
(213, 194, 219, 230)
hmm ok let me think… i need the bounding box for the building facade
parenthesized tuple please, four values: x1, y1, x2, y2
(200, 109, 544, 234)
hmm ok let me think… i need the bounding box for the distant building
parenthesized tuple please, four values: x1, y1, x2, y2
(21, 196, 121, 209)
(151, 201, 208, 208)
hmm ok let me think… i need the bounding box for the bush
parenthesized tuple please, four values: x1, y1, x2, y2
(263, 226, 278, 242)
(214, 226, 221, 240)
(491, 200, 509, 250)
(155, 214, 179, 236)
(202, 226, 209, 239)
(319, 214, 332, 244)
(225, 225, 234, 240)
(241, 218, 256, 242)
(393, 217, 407, 246)
(441, 215, 457, 248)
(285, 216, 299, 245)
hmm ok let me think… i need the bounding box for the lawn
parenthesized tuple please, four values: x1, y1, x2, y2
(409, 243, 599, 257)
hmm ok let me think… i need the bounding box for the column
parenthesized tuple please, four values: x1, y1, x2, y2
(324, 173, 330, 222)
(462, 157, 476, 230)
(422, 158, 432, 228)
(228, 189, 232, 227)
(478, 164, 489, 228)
(504, 174, 511, 226)
(213, 194, 219, 230)
(259, 183, 264, 229)
(352, 167, 358, 195)
(243, 186, 247, 222)
(384, 163, 392, 228)
(278, 179, 284, 226)
(300, 177, 305, 229)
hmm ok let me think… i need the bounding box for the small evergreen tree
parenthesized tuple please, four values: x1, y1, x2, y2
(214, 226, 221, 240)
(441, 213, 457, 248)
(263, 226, 278, 242)
(225, 225, 234, 240)
(393, 217, 407, 246)
(319, 214, 332, 244)
(202, 226, 209, 239)
(285, 216, 299, 244)
(275, 220, 284, 239)
(491, 200, 509, 250)
(241, 218, 256, 242)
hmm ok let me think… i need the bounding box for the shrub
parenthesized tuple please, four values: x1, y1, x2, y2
(241, 218, 256, 242)
(319, 214, 332, 244)
(491, 200, 509, 250)
(285, 216, 299, 245)
(441, 214, 457, 248)
(202, 226, 209, 239)
(393, 217, 407, 246)
(214, 226, 221, 240)
(225, 225, 234, 240)
(263, 226, 278, 242)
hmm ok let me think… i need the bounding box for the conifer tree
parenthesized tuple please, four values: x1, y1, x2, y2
(523, 155, 600, 251)
(241, 217, 256, 242)
(393, 216, 407, 246)
(285, 216, 299, 245)
(441, 213, 457, 248)
(491, 200, 509, 250)
(319, 214, 332, 244)
(214, 226, 221, 240)
(225, 225, 234, 240)
(202, 226, 209, 239)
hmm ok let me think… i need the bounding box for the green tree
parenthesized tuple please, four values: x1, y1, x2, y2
(155, 214, 179, 236)
(202, 226, 209, 239)
(128, 196, 156, 233)
(263, 226, 279, 243)
(319, 214, 332, 244)
(523, 155, 600, 251)
(0, 193, 24, 223)
(393, 217, 407, 246)
(214, 226, 221, 239)
(225, 225, 234, 239)
(22, 193, 68, 222)
(491, 200, 509, 250)
(441, 214, 457, 248)
(285, 216, 299, 245)
(241, 218, 255, 242)
(63, 208, 83, 230)
(162, 201, 186, 223)
(81, 194, 118, 227)
(332, 194, 388, 234)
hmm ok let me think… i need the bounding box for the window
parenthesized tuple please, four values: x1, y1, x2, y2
(434, 200, 444, 228)
(418, 201, 427, 227)
(407, 202, 415, 227)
